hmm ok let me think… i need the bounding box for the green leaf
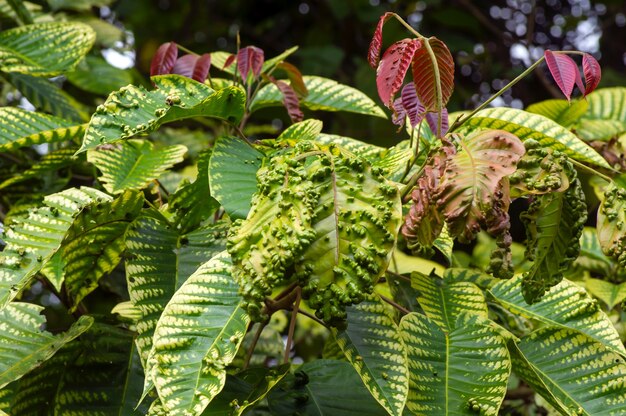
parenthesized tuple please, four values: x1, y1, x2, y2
(443, 267, 497, 290)
(268, 360, 388, 416)
(575, 119, 626, 141)
(584, 277, 626, 310)
(575, 227, 613, 275)
(313, 133, 384, 160)
(521, 176, 587, 302)
(411, 270, 488, 331)
(489, 275, 626, 357)
(332, 295, 409, 416)
(582, 87, 626, 123)
(0, 187, 111, 308)
(0, 148, 79, 190)
(0, 303, 92, 388)
(87, 139, 187, 194)
(47, 0, 115, 11)
(7, 73, 89, 121)
(67, 55, 134, 95)
(126, 217, 228, 365)
(371, 141, 414, 183)
(511, 327, 626, 416)
(208, 136, 263, 220)
(463, 107, 609, 168)
(80, 75, 245, 152)
(277, 119, 323, 141)
(597, 183, 626, 267)
(251, 76, 386, 118)
(0, 22, 95, 76)
(399, 313, 511, 416)
(61, 190, 143, 309)
(526, 98, 588, 128)
(0, 107, 85, 152)
(145, 251, 249, 415)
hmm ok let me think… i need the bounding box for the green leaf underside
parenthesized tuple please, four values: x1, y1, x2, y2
(0, 106, 85, 152)
(268, 360, 388, 416)
(585, 278, 626, 310)
(332, 295, 409, 416)
(526, 98, 588, 128)
(511, 327, 626, 416)
(208, 136, 263, 220)
(412, 271, 488, 331)
(0, 148, 80, 190)
(126, 217, 228, 366)
(251, 76, 386, 118)
(489, 275, 626, 357)
(0, 187, 111, 308)
(399, 313, 510, 416)
(0, 21, 95, 76)
(80, 75, 245, 152)
(277, 119, 323, 141)
(0, 303, 93, 388)
(576, 227, 613, 275)
(87, 139, 187, 194)
(61, 190, 143, 309)
(145, 251, 249, 414)
(463, 107, 609, 168)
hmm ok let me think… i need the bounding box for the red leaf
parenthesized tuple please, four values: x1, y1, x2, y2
(544, 50, 579, 101)
(277, 62, 308, 97)
(270, 76, 303, 123)
(150, 42, 178, 77)
(426, 108, 449, 136)
(368, 12, 394, 69)
(376, 38, 421, 107)
(582, 53, 601, 96)
(171, 53, 212, 82)
(411, 37, 455, 112)
(223, 54, 236, 69)
(391, 97, 406, 126)
(401, 83, 425, 127)
(238, 46, 265, 80)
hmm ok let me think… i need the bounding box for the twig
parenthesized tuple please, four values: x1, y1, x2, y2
(386, 270, 411, 283)
(297, 308, 327, 327)
(569, 158, 614, 182)
(243, 322, 266, 369)
(378, 293, 410, 315)
(283, 286, 302, 364)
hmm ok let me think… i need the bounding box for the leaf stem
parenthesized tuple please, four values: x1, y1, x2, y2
(569, 158, 613, 182)
(243, 322, 266, 369)
(389, 13, 424, 39)
(297, 308, 327, 327)
(176, 44, 198, 56)
(283, 286, 301, 364)
(378, 293, 410, 315)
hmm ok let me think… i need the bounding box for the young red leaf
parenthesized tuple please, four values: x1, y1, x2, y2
(544, 50, 579, 101)
(368, 12, 394, 69)
(223, 54, 236, 69)
(376, 38, 421, 107)
(401, 83, 425, 127)
(411, 37, 455, 112)
(582, 53, 601, 96)
(270, 76, 303, 123)
(171, 53, 212, 82)
(150, 42, 178, 77)
(238, 46, 265, 81)
(277, 62, 308, 97)
(391, 97, 406, 126)
(425, 108, 449, 136)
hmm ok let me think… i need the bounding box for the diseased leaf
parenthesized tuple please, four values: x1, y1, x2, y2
(376, 38, 420, 106)
(368, 12, 394, 69)
(597, 183, 626, 267)
(172, 53, 211, 82)
(237, 46, 264, 80)
(582, 53, 601, 97)
(150, 41, 178, 77)
(411, 37, 455, 112)
(544, 50, 581, 102)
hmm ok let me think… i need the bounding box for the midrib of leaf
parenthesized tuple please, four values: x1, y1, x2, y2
(117, 343, 136, 416)
(458, 139, 479, 218)
(118, 147, 150, 190)
(305, 383, 324, 416)
(423, 39, 443, 134)
(531, 194, 563, 275)
(444, 332, 449, 416)
(330, 157, 340, 265)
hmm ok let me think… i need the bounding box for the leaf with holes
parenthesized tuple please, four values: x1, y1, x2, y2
(208, 136, 263, 220)
(332, 295, 409, 416)
(87, 139, 186, 194)
(0, 304, 92, 389)
(368, 12, 394, 69)
(411, 37, 454, 112)
(145, 251, 249, 415)
(376, 38, 420, 106)
(172, 53, 211, 82)
(150, 41, 178, 77)
(399, 313, 511, 416)
(0, 21, 95, 76)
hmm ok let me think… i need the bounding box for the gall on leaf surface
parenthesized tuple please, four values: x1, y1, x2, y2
(582, 53, 601, 96)
(237, 46, 264, 80)
(411, 37, 455, 112)
(269, 76, 304, 123)
(368, 11, 394, 69)
(171, 53, 211, 82)
(544, 50, 583, 102)
(376, 38, 420, 107)
(150, 42, 178, 77)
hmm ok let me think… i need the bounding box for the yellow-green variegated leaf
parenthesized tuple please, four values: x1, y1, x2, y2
(0, 107, 85, 152)
(412, 271, 488, 331)
(399, 313, 511, 416)
(526, 98, 588, 128)
(0, 303, 92, 388)
(145, 251, 249, 415)
(313, 133, 384, 160)
(582, 87, 626, 124)
(511, 327, 626, 416)
(80, 75, 245, 152)
(126, 217, 228, 365)
(60, 190, 143, 309)
(489, 275, 626, 357)
(443, 268, 497, 290)
(0, 187, 111, 308)
(0, 22, 95, 76)
(463, 107, 609, 168)
(332, 294, 409, 416)
(87, 139, 187, 194)
(584, 278, 626, 310)
(251, 76, 386, 118)
(208, 136, 263, 220)
(0, 148, 79, 190)
(277, 119, 323, 141)
(575, 119, 626, 141)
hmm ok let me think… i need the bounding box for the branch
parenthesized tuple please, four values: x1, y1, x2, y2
(378, 293, 410, 315)
(283, 286, 302, 364)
